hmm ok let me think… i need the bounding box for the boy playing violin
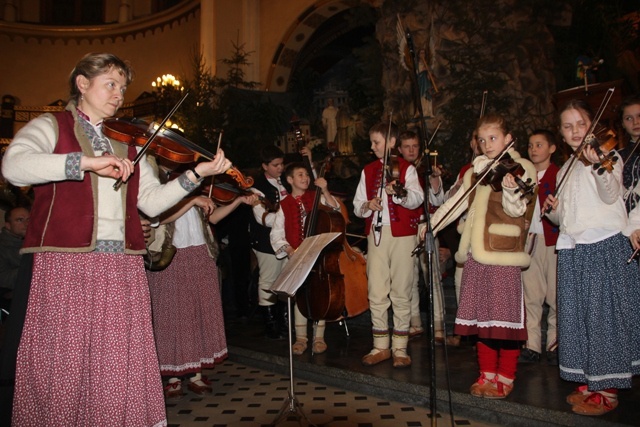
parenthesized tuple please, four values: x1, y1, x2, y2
(397, 130, 445, 342)
(353, 121, 424, 368)
(270, 162, 340, 355)
(250, 146, 289, 339)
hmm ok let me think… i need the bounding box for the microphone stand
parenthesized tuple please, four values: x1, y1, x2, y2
(419, 155, 440, 427)
(402, 22, 454, 427)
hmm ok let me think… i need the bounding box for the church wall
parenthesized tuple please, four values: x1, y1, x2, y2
(0, 0, 320, 105)
(257, 0, 314, 89)
(0, 11, 200, 107)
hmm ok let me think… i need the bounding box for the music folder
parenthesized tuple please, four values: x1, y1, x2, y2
(269, 232, 341, 297)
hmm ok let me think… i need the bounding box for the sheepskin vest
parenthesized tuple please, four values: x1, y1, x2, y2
(455, 155, 536, 268)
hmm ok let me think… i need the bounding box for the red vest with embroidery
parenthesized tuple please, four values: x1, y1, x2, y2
(363, 158, 421, 237)
(537, 163, 560, 246)
(22, 111, 144, 252)
(280, 190, 316, 249)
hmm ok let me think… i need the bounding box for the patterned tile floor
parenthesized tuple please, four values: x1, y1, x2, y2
(165, 361, 498, 427)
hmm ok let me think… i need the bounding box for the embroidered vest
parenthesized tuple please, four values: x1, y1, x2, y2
(537, 163, 560, 246)
(22, 110, 144, 253)
(363, 158, 421, 237)
(280, 191, 316, 249)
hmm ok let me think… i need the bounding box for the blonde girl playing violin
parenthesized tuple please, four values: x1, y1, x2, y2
(421, 113, 536, 399)
(543, 99, 640, 417)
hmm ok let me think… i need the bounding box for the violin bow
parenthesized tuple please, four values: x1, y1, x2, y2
(627, 135, 640, 263)
(480, 90, 488, 118)
(206, 130, 224, 200)
(541, 87, 615, 218)
(412, 139, 516, 255)
(373, 111, 393, 247)
(623, 134, 640, 168)
(415, 120, 441, 171)
(471, 91, 489, 163)
(113, 91, 190, 190)
(622, 135, 640, 203)
(426, 120, 442, 150)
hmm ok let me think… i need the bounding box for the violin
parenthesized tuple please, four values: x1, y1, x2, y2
(416, 150, 451, 181)
(102, 117, 254, 189)
(203, 174, 278, 212)
(541, 88, 616, 219)
(103, 117, 194, 163)
(372, 112, 394, 246)
(385, 153, 408, 198)
(578, 124, 618, 174)
(478, 151, 535, 199)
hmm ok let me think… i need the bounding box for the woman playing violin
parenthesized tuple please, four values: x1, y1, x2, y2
(1, 52, 232, 426)
(543, 99, 640, 417)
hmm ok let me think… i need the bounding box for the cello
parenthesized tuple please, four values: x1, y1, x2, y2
(292, 118, 368, 320)
(296, 157, 346, 321)
(321, 154, 368, 319)
(334, 198, 369, 318)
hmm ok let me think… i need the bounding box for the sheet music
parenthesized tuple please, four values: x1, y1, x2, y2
(270, 232, 341, 297)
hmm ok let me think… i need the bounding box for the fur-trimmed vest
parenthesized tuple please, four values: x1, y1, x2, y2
(363, 158, 421, 237)
(279, 190, 316, 250)
(22, 110, 144, 254)
(455, 153, 536, 267)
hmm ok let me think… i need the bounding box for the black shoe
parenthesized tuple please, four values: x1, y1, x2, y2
(275, 300, 290, 338)
(518, 348, 540, 363)
(546, 349, 558, 366)
(260, 306, 284, 340)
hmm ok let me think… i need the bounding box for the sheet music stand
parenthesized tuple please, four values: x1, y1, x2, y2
(268, 233, 341, 427)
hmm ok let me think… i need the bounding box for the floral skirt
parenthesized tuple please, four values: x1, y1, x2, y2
(13, 252, 166, 427)
(147, 244, 227, 376)
(454, 254, 526, 341)
(557, 233, 640, 390)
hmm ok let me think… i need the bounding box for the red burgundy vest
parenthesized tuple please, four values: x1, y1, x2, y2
(22, 110, 145, 253)
(537, 163, 560, 246)
(280, 190, 316, 249)
(363, 158, 421, 237)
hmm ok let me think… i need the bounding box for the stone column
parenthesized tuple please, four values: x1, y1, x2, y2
(118, 0, 131, 23)
(201, 0, 216, 76)
(242, 0, 260, 85)
(3, 0, 17, 22)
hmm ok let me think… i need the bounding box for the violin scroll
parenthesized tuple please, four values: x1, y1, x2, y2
(225, 166, 254, 189)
